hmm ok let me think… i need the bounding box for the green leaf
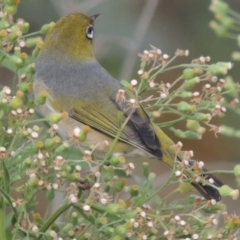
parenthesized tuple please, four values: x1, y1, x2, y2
(2, 161, 10, 194)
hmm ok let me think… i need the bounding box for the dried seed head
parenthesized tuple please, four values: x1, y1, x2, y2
(116, 89, 126, 103)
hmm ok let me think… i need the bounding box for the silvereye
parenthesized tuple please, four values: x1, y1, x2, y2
(34, 13, 223, 200)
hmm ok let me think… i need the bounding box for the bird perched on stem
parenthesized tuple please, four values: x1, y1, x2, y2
(34, 12, 223, 201)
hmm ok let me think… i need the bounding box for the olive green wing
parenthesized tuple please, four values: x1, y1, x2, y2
(70, 96, 162, 158)
(35, 78, 162, 158)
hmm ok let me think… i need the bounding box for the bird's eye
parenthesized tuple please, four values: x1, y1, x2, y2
(86, 25, 94, 40)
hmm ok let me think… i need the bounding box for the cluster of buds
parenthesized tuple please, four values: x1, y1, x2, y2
(206, 214, 218, 227)
(94, 188, 113, 205)
(25, 125, 40, 140)
(190, 91, 202, 104)
(171, 215, 192, 236)
(212, 104, 226, 117)
(203, 83, 221, 96)
(173, 141, 183, 152)
(9, 107, 34, 120)
(207, 123, 222, 137)
(116, 89, 126, 103)
(72, 125, 90, 142)
(0, 146, 7, 159)
(192, 56, 211, 65)
(163, 230, 174, 240)
(128, 98, 139, 108)
(83, 150, 92, 161)
(127, 212, 156, 238)
(68, 193, 78, 204)
(175, 49, 189, 57)
(66, 183, 79, 203)
(0, 9, 55, 83)
(1, 86, 12, 102)
(209, 0, 240, 51)
(130, 79, 138, 91)
(49, 124, 59, 136)
(230, 98, 239, 108)
(0, 14, 27, 48)
(138, 46, 162, 65)
(158, 82, 170, 99)
(124, 162, 135, 175)
(182, 150, 194, 161)
(54, 155, 65, 171)
(47, 111, 69, 124)
(12, 198, 24, 208)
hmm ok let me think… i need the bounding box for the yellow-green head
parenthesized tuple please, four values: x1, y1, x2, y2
(40, 13, 100, 61)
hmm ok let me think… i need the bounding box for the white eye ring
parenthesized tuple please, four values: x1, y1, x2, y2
(86, 25, 94, 39)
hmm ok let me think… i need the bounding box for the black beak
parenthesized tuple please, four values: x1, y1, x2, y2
(91, 14, 101, 24)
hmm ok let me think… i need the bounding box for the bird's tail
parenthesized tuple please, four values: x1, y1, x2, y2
(152, 123, 223, 201)
(190, 166, 223, 201)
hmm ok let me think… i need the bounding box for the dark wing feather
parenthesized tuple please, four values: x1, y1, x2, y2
(70, 95, 162, 158)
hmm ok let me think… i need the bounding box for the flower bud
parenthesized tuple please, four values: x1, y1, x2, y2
(79, 125, 90, 141)
(10, 96, 22, 109)
(18, 82, 31, 92)
(171, 128, 201, 139)
(104, 227, 114, 234)
(130, 185, 139, 197)
(220, 125, 240, 138)
(25, 63, 35, 74)
(219, 185, 239, 200)
(193, 113, 211, 122)
(177, 101, 195, 112)
(36, 141, 44, 149)
(44, 138, 55, 149)
(186, 120, 201, 131)
(179, 91, 193, 98)
(22, 22, 30, 34)
(178, 182, 193, 194)
(25, 37, 40, 47)
(223, 76, 238, 98)
(32, 47, 41, 58)
(103, 166, 114, 182)
(106, 203, 119, 214)
(26, 177, 39, 188)
(227, 216, 240, 229)
(55, 142, 69, 154)
(232, 51, 240, 61)
(120, 80, 133, 91)
(40, 22, 55, 34)
(113, 181, 124, 192)
(36, 91, 47, 105)
(4, 4, 17, 15)
(104, 183, 111, 193)
(115, 224, 127, 235)
(207, 62, 232, 75)
(113, 179, 127, 192)
(183, 77, 200, 89)
(186, 120, 206, 135)
(234, 165, 240, 177)
(182, 68, 195, 79)
(14, 46, 21, 57)
(62, 223, 73, 234)
(10, 55, 22, 66)
(47, 188, 55, 200)
(143, 162, 150, 177)
(5, 0, 16, 4)
(47, 112, 63, 123)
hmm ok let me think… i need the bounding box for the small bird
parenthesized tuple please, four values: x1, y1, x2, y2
(34, 13, 223, 200)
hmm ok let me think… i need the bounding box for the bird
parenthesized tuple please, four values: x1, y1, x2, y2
(33, 12, 223, 201)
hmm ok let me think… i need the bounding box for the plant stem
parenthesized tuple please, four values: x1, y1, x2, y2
(38, 203, 73, 239)
(0, 199, 6, 240)
(104, 113, 131, 162)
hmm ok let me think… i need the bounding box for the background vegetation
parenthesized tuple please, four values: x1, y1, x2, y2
(0, 0, 240, 239)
